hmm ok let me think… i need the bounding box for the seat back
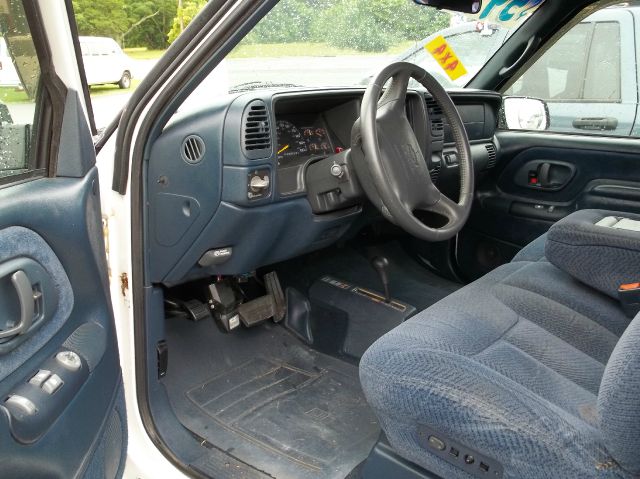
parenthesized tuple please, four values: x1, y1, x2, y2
(598, 312, 640, 475)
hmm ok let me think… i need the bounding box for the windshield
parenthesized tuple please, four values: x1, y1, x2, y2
(224, 0, 544, 92)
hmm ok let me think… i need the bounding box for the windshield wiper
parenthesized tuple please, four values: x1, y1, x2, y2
(230, 81, 301, 93)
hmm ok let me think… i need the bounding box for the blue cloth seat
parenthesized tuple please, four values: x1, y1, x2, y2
(360, 231, 639, 479)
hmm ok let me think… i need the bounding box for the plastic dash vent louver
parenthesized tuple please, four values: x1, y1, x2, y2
(485, 143, 497, 169)
(425, 97, 444, 138)
(429, 162, 441, 184)
(181, 135, 205, 164)
(425, 97, 443, 116)
(242, 100, 272, 159)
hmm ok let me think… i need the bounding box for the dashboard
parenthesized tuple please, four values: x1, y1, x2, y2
(146, 87, 502, 286)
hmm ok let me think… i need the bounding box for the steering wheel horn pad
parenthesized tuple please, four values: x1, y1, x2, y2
(351, 61, 474, 241)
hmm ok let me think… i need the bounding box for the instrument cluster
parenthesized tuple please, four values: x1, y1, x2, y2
(276, 118, 334, 167)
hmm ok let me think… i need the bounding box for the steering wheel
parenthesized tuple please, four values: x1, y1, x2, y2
(351, 62, 474, 241)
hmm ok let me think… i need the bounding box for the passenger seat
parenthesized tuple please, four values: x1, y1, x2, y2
(360, 210, 640, 479)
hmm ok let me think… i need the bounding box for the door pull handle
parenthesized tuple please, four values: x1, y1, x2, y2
(0, 270, 35, 339)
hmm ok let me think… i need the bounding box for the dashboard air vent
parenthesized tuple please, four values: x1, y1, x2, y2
(425, 97, 444, 138)
(485, 143, 497, 169)
(429, 162, 441, 184)
(242, 100, 272, 159)
(181, 135, 205, 164)
(425, 97, 443, 116)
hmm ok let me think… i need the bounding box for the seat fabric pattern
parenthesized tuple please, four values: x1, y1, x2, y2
(360, 260, 633, 479)
(598, 313, 640, 475)
(511, 232, 547, 263)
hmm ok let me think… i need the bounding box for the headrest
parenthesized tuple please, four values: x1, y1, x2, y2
(545, 209, 640, 299)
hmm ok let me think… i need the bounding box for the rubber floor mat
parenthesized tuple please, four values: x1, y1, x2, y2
(164, 319, 380, 479)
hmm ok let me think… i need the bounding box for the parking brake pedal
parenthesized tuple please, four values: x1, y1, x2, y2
(238, 272, 286, 327)
(182, 299, 211, 321)
(165, 298, 211, 322)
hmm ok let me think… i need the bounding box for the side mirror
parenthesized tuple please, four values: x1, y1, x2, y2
(502, 96, 549, 131)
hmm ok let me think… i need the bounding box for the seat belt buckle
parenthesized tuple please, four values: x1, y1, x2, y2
(618, 283, 640, 318)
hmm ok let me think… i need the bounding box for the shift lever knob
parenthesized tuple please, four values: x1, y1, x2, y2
(371, 256, 391, 303)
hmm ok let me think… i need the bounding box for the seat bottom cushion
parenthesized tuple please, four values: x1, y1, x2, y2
(360, 260, 632, 479)
(511, 232, 547, 263)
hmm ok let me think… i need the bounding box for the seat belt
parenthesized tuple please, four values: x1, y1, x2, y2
(618, 283, 640, 318)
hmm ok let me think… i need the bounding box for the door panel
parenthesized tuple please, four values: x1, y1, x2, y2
(457, 131, 640, 279)
(0, 171, 126, 478)
(0, 1, 125, 477)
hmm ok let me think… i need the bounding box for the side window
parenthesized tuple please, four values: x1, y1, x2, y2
(583, 22, 620, 101)
(0, 0, 41, 179)
(504, 6, 636, 137)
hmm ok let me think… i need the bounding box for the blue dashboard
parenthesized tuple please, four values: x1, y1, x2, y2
(145, 87, 502, 286)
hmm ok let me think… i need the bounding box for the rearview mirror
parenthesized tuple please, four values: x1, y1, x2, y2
(413, 0, 482, 14)
(502, 96, 549, 131)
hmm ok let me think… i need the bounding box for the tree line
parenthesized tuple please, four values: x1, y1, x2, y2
(73, 0, 449, 52)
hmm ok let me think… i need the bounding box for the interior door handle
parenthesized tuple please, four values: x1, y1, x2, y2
(0, 270, 35, 339)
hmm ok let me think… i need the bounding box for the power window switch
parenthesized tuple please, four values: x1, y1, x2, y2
(56, 351, 82, 371)
(5, 395, 37, 415)
(29, 369, 51, 387)
(41, 374, 63, 395)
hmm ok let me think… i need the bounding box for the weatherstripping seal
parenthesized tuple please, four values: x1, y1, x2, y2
(64, 0, 97, 136)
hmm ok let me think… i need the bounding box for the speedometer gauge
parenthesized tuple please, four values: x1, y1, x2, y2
(276, 120, 309, 166)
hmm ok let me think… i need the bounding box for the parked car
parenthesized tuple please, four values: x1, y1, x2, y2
(0, 38, 21, 87)
(506, 6, 640, 136)
(396, 6, 640, 136)
(79, 36, 133, 89)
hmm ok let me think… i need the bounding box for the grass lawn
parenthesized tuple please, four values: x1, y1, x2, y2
(0, 87, 30, 104)
(122, 41, 414, 62)
(0, 80, 142, 104)
(123, 47, 166, 60)
(228, 41, 414, 58)
(88, 79, 141, 97)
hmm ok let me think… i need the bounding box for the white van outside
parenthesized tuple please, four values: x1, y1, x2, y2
(79, 36, 133, 89)
(0, 38, 21, 87)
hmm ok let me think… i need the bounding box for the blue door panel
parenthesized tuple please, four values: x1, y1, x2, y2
(0, 169, 126, 478)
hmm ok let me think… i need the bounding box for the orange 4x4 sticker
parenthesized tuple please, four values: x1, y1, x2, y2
(425, 36, 468, 81)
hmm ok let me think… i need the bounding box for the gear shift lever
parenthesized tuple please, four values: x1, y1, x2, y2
(371, 256, 391, 303)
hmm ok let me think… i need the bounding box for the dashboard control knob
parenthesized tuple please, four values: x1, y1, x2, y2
(249, 175, 270, 192)
(330, 162, 344, 179)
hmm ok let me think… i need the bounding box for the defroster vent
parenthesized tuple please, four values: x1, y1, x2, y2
(242, 100, 272, 159)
